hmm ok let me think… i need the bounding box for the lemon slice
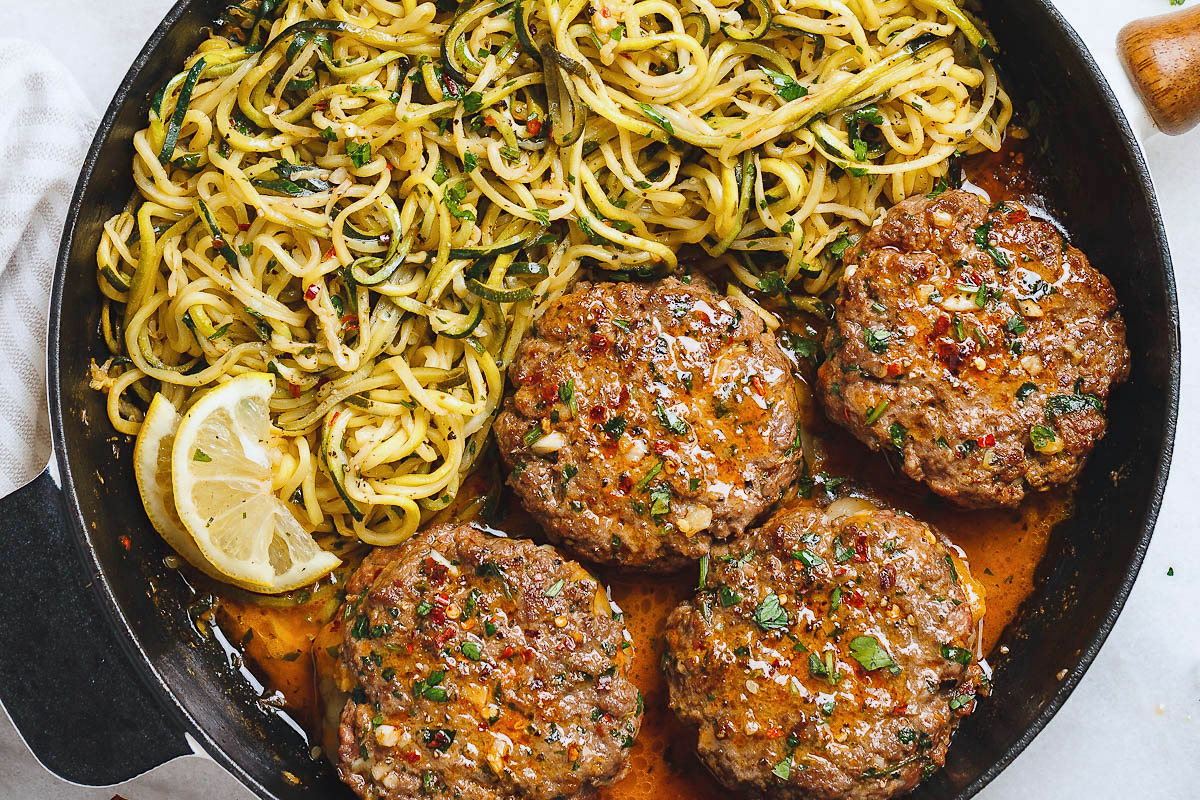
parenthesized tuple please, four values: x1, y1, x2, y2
(134, 393, 266, 587)
(171, 372, 340, 592)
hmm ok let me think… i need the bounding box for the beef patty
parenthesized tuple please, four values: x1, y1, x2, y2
(334, 523, 641, 799)
(817, 190, 1130, 508)
(494, 277, 802, 571)
(663, 499, 986, 800)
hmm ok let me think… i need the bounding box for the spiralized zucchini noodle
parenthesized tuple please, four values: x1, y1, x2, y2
(93, 0, 1011, 549)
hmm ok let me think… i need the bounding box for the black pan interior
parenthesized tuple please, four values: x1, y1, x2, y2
(49, 1, 1178, 798)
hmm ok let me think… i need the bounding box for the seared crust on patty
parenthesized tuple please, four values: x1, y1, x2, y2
(818, 190, 1130, 507)
(494, 277, 802, 571)
(335, 524, 641, 800)
(663, 499, 986, 800)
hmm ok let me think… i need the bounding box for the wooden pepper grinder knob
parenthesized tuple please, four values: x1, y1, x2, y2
(1119, 6, 1200, 136)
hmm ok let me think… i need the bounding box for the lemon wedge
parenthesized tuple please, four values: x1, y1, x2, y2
(170, 372, 340, 592)
(134, 393, 263, 587)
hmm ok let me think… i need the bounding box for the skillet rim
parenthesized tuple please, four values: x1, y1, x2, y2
(45, 1, 1180, 798)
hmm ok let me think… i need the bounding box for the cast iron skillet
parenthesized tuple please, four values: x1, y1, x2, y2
(0, 0, 1177, 797)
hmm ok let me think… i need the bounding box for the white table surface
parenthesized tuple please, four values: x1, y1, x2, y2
(0, 0, 1196, 798)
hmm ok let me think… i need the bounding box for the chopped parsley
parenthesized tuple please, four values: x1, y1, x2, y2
(792, 549, 824, 568)
(864, 328, 892, 354)
(522, 424, 545, 448)
(1045, 390, 1104, 419)
(602, 416, 627, 440)
(654, 401, 690, 435)
(940, 644, 972, 665)
(1030, 424, 1058, 451)
(760, 65, 808, 102)
(752, 591, 789, 631)
(974, 221, 1011, 269)
(637, 103, 674, 136)
(346, 139, 372, 168)
(558, 379, 576, 413)
(848, 635, 894, 671)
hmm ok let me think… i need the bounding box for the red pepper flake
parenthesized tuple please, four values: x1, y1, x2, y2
(765, 727, 784, 739)
(892, 703, 909, 716)
(844, 589, 865, 608)
(322, 245, 335, 260)
(434, 624, 456, 646)
(588, 332, 609, 353)
(933, 315, 950, 337)
(341, 314, 360, 330)
(428, 563, 448, 586)
(287, 382, 301, 399)
(539, 384, 558, 405)
(880, 564, 896, 592)
(425, 730, 453, 750)
(430, 606, 447, 626)
(212, 238, 226, 249)
(120, 535, 131, 551)
(521, 647, 534, 662)
(617, 384, 629, 406)
(314, 101, 328, 111)
(854, 533, 869, 563)
(1007, 207, 1028, 224)
(601, 6, 610, 16)
(589, 404, 607, 423)
(501, 645, 515, 659)
(936, 338, 969, 371)
(526, 118, 542, 135)
(237, 222, 250, 231)
(516, 368, 542, 385)
(483, 115, 495, 126)
(403, 750, 420, 763)
(617, 474, 633, 495)
(885, 361, 902, 378)
(435, 592, 451, 607)
(750, 375, 766, 396)
(405, 642, 414, 655)
(304, 284, 320, 301)
(976, 433, 996, 448)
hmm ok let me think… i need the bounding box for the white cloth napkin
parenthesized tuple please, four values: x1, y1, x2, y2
(0, 39, 97, 497)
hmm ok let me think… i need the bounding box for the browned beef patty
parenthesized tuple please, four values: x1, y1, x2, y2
(335, 524, 641, 800)
(663, 499, 986, 800)
(817, 190, 1130, 508)
(493, 278, 802, 571)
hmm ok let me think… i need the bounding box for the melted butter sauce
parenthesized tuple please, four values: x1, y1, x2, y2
(213, 139, 1069, 798)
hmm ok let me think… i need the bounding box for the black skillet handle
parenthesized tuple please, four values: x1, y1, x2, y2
(0, 469, 190, 785)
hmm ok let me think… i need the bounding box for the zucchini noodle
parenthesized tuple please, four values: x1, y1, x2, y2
(93, 0, 1011, 549)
